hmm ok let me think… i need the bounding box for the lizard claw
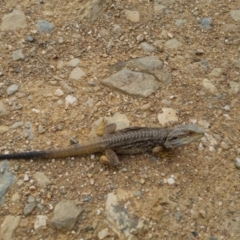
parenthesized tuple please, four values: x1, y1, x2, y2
(97, 118, 107, 136)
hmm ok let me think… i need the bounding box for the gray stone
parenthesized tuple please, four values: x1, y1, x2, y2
(199, 17, 212, 29)
(112, 24, 122, 36)
(157, 108, 178, 126)
(7, 84, 19, 95)
(11, 121, 24, 129)
(34, 215, 48, 230)
(154, 4, 166, 14)
(79, 0, 108, 21)
(50, 200, 83, 231)
(27, 35, 34, 42)
(140, 42, 156, 52)
(0, 161, 16, 206)
(1, 9, 27, 30)
(136, 34, 144, 43)
(36, 20, 54, 33)
(102, 68, 159, 98)
(230, 10, 240, 22)
(27, 195, 35, 203)
(165, 38, 182, 49)
(209, 68, 222, 78)
(33, 172, 51, 187)
(125, 10, 140, 22)
(98, 228, 109, 239)
(198, 120, 210, 129)
(23, 202, 36, 215)
(202, 78, 217, 94)
(0, 126, 9, 134)
(174, 212, 182, 221)
(83, 98, 94, 107)
(109, 56, 172, 84)
(69, 67, 86, 81)
(38, 125, 46, 134)
(0, 101, 9, 117)
(11, 192, 20, 202)
(65, 95, 77, 108)
(133, 191, 142, 197)
(99, 29, 110, 38)
(235, 158, 240, 169)
(176, 19, 187, 26)
(12, 49, 24, 61)
(67, 58, 80, 67)
(0, 215, 21, 240)
(105, 190, 149, 239)
(233, 59, 240, 69)
(229, 81, 239, 94)
(60, 81, 75, 93)
(23, 122, 34, 140)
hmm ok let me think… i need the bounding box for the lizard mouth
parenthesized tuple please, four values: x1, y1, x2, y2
(168, 133, 204, 148)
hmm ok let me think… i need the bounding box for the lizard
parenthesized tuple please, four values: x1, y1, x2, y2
(0, 120, 204, 168)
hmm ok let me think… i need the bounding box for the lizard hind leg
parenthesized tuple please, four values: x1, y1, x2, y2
(100, 149, 120, 168)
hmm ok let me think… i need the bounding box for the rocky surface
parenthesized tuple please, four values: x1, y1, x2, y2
(1, 0, 240, 239)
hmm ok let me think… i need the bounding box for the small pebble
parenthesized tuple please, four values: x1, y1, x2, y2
(220, 142, 229, 150)
(167, 177, 175, 185)
(24, 174, 29, 181)
(174, 212, 182, 221)
(90, 178, 94, 185)
(139, 103, 151, 111)
(7, 84, 19, 95)
(24, 202, 36, 216)
(55, 88, 64, 96)
(14, 164, 19, 171)
(136, 34, 144, 43)
(98, 228, 109, 240)
(28, 195, 35, 203)
(133, 191, 142, 197)
(12, 49, 24, 61)
(36, 20, 54, 33)
(223, 105, 230, 111)
(11, 121, 24, 129)
(199, 17, 212, 29)
(65, 95, 77, 108)
(38, 125, 46, 134)
(70, 161, 75, 168)
(235, 158, 240, 169)
(140, 178, 145, 184)
(27, 36, 34, 42)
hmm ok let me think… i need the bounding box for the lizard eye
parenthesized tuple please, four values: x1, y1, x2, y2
(188, 131, 196, 135)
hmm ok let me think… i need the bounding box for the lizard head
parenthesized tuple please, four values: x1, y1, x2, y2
(164, 124, 204, 149)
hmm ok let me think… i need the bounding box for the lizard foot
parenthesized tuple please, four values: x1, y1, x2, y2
(97, 118, 117, 136)
(152, 146, 175, 159)
(100, 149, 120, 168)
(97, 118, 108, 136)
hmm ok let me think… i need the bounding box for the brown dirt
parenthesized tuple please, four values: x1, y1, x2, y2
(1, 0, 240, 239)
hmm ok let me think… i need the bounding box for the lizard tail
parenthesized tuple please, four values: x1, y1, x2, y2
(0, 142, 104, 160)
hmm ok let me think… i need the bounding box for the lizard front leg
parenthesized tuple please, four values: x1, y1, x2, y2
(97, 118, 117, 136)
(152, 146, 174, 158)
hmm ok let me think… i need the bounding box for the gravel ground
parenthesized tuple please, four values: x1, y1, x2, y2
(0, 0, 240, 239)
